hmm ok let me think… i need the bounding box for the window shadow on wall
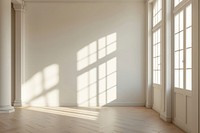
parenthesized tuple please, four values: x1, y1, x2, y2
(77, 33, 117, 107)
(22, 64, 60, 106)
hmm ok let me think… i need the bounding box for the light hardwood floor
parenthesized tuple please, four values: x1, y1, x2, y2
(0, 107, 184, 133)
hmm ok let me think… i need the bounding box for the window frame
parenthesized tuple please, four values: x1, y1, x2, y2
(152, 0, 163, 85)
(173, 0, 192, 92)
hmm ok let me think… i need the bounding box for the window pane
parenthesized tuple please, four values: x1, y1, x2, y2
(186, 48, 192, 68)
(180, 69, 184, 89)
(153, 71, 156, 83)
(157, 71, 161, 84)
(174, 0, 182, 7)
(186, 27, 192, 48)
(180, 50, 184, 69)
(157, 57, 160, 70)
(175, 51, 179, 69)
(174, 14, 179, 33)
(175, 70, 179, 88)
(180, 31, 184, 49)
(157, 44, 160, 56)
(158, 11, 162, 23)
(186, 69, 192, 90)
(186, 4, 192, 27)
(153, 0, 162, 26)
(174, 34, 179, 51)
(179, 11, 184, 31)
(158, 0, 162, 11)
(158, 29, 161, 42)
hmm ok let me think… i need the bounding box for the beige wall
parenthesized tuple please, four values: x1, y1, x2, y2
(23, 1, 146, 106)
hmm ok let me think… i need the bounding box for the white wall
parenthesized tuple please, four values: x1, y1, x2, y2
(23, 1, 146, 107)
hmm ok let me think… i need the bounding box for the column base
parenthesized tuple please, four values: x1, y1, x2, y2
(0, 105, 15, 113)
(13, 100, 22, 107)
(160, 112, 172, 122)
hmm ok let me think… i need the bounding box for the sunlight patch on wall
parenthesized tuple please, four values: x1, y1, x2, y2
(22, 64, 60, 106)
(77, 33, 117, 107)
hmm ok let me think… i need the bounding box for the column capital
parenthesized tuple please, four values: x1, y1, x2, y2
(13, 1, 25, 12)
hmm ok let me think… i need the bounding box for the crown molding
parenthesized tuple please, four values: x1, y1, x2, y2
(24, 0, 146, 2)
(12, 0, 24, 5)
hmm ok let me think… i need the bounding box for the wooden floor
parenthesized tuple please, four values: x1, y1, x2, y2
(0, 107, 184, 133)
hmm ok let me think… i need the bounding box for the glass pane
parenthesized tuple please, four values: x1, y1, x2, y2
(174, 14, 179, 33)
(153, 45, 156, 57)
(175, 51, 179, 69)
(174, 0, 182, 7)
(174, 34, 179, 51)
(186, 4, 192, 27)
(153, 33, 156, 44)
(158, 0, 162, 11)
(157, 71, 161, 84)
(158, 11, 162, 23)
(186, 69, 192, 90)
(180, 50, 184, 69)
(153, 71, 157, 83)
(186, 48, 192, 68)
(174, 0, 179, 7)
(175, 70, 179, 88)
(186, 27, 192, 48)
(179, 11, 184, 31)
(180, 31, 184, 49)
(157, 57, 160, 70)
(153, 58, 156, 70)
(155, 57, 158, 70)
(157, 44, 160, 56)
(180, 69, 184, 89)
(158, 29, 161, 43)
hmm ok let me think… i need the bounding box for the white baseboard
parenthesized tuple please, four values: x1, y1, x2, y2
(173, 118, 190, 133)
(13, 100, 22, 107)
(21, 102, 145, 107)
(160, 113, 172, 122)
(152, 104, 160, 113)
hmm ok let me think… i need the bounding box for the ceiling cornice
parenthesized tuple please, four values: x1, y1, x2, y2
(12, 0, 24, 4)
(24, 0, 146, 2)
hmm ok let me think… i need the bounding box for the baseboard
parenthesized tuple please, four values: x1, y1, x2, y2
(160, 113, 172, 122)
(0, 106, 15, 113)
(145, 104, 152, 109)
(21, 102, 145, 107)
(152, 105, 160, 113)
(13, 100, 22, 107)
(173, 118, 190, 133)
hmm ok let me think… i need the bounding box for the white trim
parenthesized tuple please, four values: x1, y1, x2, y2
(12, 0, 24, 4)
(22, 102, 146, 107)
(145, 1, 153, 109)
(173, 119, 190, 133)
(173, 1, 191, 15)
(13, 1, 25, 108)
(24, 0, 146, 2)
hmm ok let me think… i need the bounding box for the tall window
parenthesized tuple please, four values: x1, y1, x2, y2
(174, 1, 192, 90)
(153, 0, 162, 84)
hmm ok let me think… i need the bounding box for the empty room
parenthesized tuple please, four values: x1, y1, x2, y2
(0, 0, 199, 133)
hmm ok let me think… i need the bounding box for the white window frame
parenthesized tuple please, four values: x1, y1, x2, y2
(173, 0, 192, 93)
(152, 0, 163, 85)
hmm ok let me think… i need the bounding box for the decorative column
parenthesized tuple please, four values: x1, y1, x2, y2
(0, 0, 15, 113)
(160, 0, 172, 122)
(145, 1, 153, 108)
(13, 2, 25, 107)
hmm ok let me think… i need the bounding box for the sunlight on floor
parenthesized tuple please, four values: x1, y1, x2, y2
(24, 107, 99, 121)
